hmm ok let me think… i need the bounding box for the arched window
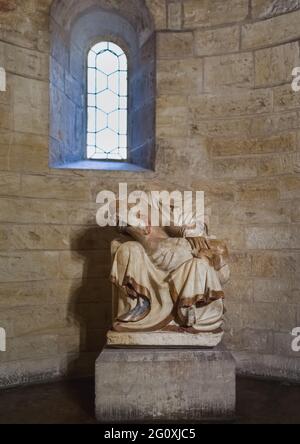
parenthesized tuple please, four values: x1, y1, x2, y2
(87, 42, 128, 161)
(50, 0, 155, 171)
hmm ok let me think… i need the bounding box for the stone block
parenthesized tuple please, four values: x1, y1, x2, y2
(234, 351, 300, 382)
(183, 0, 248, 28)
(239, 302, 277, 330)
(0, 103, 12, 130)
(189, 90, 272, 119)
(246, 225, 300, 250)
(255, 42, 300, 87)
(73, 302, 111, 330)
(58, 334, 81, 354)
(0, 251, 60, 283)
(251, 0, 300, 19)
(0, 304, 69, 338)
(95, 347, 236, 422)
(157, 32, 193, 59)
(297, 305, 300, 325)
(251, 252, 298, 278)
(168, 1, 182, 30)
(213, 157, 257, 179)
(257, 153, 295, 177)
(0, 198, 63, 224)
(156, 95, 189, 138)
(0, 356, 63, 389)
(210, 133, 296, 157)
(253, 278, 293, 304)
(274, 304, 298, 332)
(291, 199, 300, 222)
(65, 73, 83, 107)
(280, 177, 300, 199)
(0, 75, 12, 105)
(0, 334, 58, 363)
(0, 172, 20, 196)
(225, 278, 254, 303)
(274, 332, 300, 358)
(215, 200, 290, 225)
(157, 58, 203, 95)
(235, 179, 280, 201)
(195, 25, 239, 57)
(210, 223, 246, 250)
(50, 85, 76, 160)
(158, 136, 211, 181)
(145, 0, 167, 29)
(0, 278, 100, 309)
(8, 142, 49, 173)
(107, 330, 224, 347)
(0, 40, 48, 80)
(274, 84, 300, 112)
(13, 75, 49, 135)
(69, 44, 84, 83)
(229, 253, 252, 277)
(190, 116, 252, 138)
(21, 174, 91, 201)
(204, 53, 254, 92)
(50, 56, 65, 91)
(224, 301, 244, 330)
(242, 9, 300, 49)
(58, 251, 111, 280)
(190, 179, 235, 202)
(248, 112, 300, 139)
(226, 328, 273, 354)
(0, 224, 82, 251)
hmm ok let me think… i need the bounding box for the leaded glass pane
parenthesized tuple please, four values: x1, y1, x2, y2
(87, 42, 128, 160)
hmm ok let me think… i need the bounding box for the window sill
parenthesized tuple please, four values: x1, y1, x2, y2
(51, 160, 150, 172)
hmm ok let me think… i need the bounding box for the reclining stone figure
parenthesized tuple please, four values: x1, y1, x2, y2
(107, 194, 230, 346)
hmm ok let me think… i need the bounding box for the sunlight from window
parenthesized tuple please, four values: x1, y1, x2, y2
(87, 42, 128, 160)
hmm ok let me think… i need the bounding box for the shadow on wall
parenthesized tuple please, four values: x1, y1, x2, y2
(66, 227, 117, 384)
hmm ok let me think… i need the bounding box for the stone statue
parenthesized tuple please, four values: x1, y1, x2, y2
(106, 194, 230, 347)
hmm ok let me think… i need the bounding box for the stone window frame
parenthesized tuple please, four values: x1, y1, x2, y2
(49, 2, 156, 172)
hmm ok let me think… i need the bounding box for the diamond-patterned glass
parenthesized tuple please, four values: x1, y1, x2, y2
(87, 42, 128, 160)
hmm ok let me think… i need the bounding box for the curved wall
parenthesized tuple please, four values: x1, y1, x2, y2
(0, 0, 299, 386)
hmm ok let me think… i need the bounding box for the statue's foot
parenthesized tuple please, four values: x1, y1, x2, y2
(117, 296, 150, 323)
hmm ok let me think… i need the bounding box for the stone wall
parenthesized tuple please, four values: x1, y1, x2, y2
(0, 0, 299, 387)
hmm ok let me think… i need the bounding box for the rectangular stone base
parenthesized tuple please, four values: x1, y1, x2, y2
(95, 346, 236, 423)
(107, 330, 224, 347)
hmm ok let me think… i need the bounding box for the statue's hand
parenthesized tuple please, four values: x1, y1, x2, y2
(187, 236, 211, 257)
(187, 237, 230, 270)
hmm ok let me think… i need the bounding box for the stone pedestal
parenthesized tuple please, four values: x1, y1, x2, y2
(107, 330, 224, 347)
(95, 346, 236, 423)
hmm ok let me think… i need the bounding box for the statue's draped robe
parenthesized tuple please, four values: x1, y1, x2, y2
(111, 236, 230, 333)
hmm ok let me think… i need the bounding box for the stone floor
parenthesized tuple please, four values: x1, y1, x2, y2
(0, 377, 299, 424)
